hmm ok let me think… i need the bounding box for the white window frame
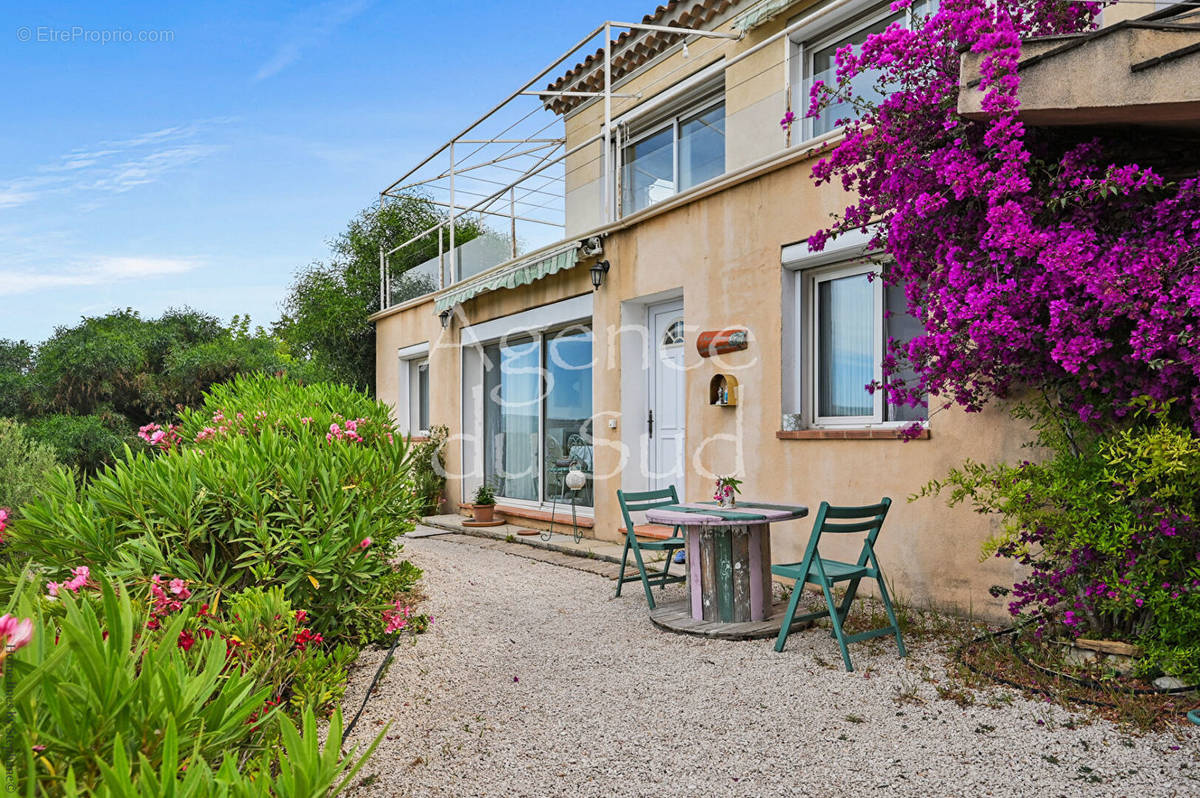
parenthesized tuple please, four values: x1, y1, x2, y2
(465, 300, 595, 515)
(809, 262, 885, 427)
(396, 342, 430, 437)
(782, 233, 926, 430)
(617, 82, 725, 217)
(789, 0, 933, 145)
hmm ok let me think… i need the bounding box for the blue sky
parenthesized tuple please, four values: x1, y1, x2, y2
(0, 0, 651, 342)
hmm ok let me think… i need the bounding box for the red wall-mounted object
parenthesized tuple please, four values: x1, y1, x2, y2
(696, 328, 749, 358)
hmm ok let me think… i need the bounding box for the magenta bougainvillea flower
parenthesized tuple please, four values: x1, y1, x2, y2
(805, 0, 1200, 434)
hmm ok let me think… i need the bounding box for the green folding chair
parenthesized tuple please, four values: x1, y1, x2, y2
(771, 498, 905, 671)
(614, 487, 686, 610)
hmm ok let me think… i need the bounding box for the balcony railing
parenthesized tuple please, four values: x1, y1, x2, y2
(375, 16, 743, 312)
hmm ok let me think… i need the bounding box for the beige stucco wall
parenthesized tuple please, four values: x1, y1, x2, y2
(588, 156, 1026, 619)
(375, 0, 1036, 620)
(375, 268, 595, 512)
(376, 149, 1029, 621)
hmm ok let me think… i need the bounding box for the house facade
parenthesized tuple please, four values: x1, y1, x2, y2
(372, 0, 1054, 618)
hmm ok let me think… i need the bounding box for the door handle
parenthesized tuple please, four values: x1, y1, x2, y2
(648, 408, 654, 439)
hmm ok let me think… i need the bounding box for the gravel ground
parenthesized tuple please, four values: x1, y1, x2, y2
(342, 532, 1199, 798)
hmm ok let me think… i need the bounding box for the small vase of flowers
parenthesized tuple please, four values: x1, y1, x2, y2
(714, 475, 742, 508)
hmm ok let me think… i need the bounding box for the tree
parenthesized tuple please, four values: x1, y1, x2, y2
(0, 339, 34, 418)
(275, 195, 481, 393)
(0, 308, 302, 474)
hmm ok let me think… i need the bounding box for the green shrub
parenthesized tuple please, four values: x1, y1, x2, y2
(9, 374, 424, 646)
(26, 412, 132, 476)
(0, 579, 379, 796)
(410, 424, 448, 515)
(923, 401, 1200, 680)
(0, 417, 62, 513)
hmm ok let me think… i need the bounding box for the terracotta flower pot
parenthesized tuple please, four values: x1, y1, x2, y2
(472, 504, 495, 523)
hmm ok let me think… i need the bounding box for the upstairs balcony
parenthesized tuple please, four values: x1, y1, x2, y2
(375, 3, 746, 314)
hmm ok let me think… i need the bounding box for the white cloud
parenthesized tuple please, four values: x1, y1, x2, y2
(254, 0, 373, 81)
(0, 256, 199, 296)
(0, 120, 229, 209)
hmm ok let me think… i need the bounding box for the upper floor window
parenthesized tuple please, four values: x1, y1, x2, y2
(795, 0, 936, 140)
(620, 87, 725, 216)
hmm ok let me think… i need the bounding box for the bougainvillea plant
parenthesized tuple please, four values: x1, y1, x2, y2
(807, 1, 1200, 675)
(806, 0, 1200, 434)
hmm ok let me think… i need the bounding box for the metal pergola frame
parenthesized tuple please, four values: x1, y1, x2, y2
(376, 18, 744, 310)
(375, 0, 887, 309)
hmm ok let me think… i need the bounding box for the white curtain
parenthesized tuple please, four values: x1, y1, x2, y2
(818, 273, 874, 417)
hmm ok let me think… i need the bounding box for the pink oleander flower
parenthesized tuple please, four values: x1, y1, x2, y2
(65, 566, 90, 592)
(359, 537, 372, 549)
(0, 614, 34, 656)
(382, 599, 414, 634)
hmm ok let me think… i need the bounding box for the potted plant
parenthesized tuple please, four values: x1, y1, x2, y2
(714, 475, 743, 508)
(471, 483, 496, 522)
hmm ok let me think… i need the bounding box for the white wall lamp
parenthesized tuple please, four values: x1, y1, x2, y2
(439, 308, 452, 328)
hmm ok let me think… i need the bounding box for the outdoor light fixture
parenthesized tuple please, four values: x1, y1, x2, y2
(590, 260, 610, 290)
(682, 41, 690, 58)
(439, 308, 452, 328)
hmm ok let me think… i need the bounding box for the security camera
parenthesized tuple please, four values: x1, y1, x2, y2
(579, 236, 604, 258)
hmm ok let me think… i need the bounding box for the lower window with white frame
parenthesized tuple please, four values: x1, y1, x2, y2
(397, 353, 431, 437)
(793, 261, 924, 427)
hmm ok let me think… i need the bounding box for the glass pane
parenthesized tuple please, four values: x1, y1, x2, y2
(417, 362, 429, 431)
(622, 125, 674, 215)
(883, 283, 925, 422)
(544, 329, 594, 508)
(483, 339, 540, 501)
(818, 273, 875, 418)
(808, 8, 904, 136)
(678, 102, 725, 191)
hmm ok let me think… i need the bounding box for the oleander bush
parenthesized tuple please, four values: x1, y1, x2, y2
(7, 374, 424, 646)
(0, 579, 380, 795)
(0, 374, 425, 794)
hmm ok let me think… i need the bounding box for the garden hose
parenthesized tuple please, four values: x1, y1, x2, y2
(953, 622, 1199, 714)
(1005, 633, 1200, 697)
(343, 633, 401, 740)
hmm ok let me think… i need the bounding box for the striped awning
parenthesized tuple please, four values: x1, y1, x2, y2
(733, 0, 794, 31)
(433, 243, 580, 313)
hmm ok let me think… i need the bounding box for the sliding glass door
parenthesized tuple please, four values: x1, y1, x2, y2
(482, 326, 593, 507)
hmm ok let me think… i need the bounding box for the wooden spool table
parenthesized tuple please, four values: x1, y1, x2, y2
(644, 502, 808, 623)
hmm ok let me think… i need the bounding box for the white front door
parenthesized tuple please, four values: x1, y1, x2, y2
(648, 301, 685, 494)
